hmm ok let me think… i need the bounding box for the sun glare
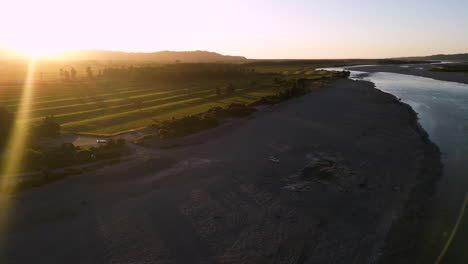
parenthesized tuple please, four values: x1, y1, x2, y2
(0, 57, 37, 234)
(16, 45, 61, 57)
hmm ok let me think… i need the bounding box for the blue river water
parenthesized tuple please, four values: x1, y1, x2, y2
(323, 68, 468, 263)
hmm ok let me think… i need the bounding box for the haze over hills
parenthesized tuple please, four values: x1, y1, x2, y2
(50, 50, 247, 62)
(397, 53, 468, 62)
(0, 47, 247, 62)
(1, 45, 467, 62)
(0, 46, 29, 60)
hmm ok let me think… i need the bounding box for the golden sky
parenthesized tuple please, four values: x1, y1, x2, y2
(1, 0, 468, 58)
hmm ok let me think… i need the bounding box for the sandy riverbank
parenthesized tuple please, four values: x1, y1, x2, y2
(0, 78, 440, 263)
(350, 63, 468, 84)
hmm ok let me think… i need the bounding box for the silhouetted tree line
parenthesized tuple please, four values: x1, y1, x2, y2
(100, 63, 259, 82)
(59, 67, 78, 82)
(245, 59, 428, 68)
(246, 60, 352, 67)
(376, 59, 428, 65)
(59, 66, 102, 82)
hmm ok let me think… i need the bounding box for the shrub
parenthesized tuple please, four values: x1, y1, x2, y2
(24, 148, 45, 170)
(205, 103, 257, 119)
(90, 138, 128, 159)
(42, 143, 80, 168)
(225, 83, 235, 95)
(158, 115, 219, 138)
(224, 103, 257, 117)
(33, 115, 61, 138)
(76, 149, 94, 163)
(430, 65, 468, 72)
(154, 103, 257, 139)
(249, 95, 281, 106)
(133, 134, 157, 145)
(21, 139, 129, 171)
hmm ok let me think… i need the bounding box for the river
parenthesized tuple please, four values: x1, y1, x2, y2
(322, 67, 468, 263)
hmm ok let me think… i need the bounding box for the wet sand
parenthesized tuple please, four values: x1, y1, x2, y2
(0, 78, 440, 263)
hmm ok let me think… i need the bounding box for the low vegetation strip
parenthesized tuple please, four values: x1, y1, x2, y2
(431, 64, 468, 72)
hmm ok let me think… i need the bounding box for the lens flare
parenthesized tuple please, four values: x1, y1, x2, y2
(0, 57, 37, 232)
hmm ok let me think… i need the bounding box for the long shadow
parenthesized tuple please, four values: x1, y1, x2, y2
(61, 84, 279, 132)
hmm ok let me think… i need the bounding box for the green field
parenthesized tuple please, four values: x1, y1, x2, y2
(1, 63, 342, 134)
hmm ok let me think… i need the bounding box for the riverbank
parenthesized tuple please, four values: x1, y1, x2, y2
(378, 101, 442, 263)
(344, 64, 468, 263)
(0, 78, 441, 263)
(350, 64, 468, 85)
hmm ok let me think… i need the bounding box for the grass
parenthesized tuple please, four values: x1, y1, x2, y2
(1, 62, 347, 134)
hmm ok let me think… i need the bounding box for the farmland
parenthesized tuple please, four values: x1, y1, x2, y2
(1, 61, 345, 134)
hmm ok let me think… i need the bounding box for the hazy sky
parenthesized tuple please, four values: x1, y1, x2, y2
(2, 0, 467, 58)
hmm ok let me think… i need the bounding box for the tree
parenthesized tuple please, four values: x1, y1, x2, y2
(70, 67, 77, 81)
(64, 70, 70, 81)
(225, 83, 234, 95)
(86, 66, 94, 80)
(34, 115, 61, 137)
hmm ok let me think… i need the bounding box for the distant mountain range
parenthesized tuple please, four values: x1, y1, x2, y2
(51, 50, 247, 62)
(0, 47, 247, 62)
(2, 46, 466, 62)
(397, 53, 468, 62)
